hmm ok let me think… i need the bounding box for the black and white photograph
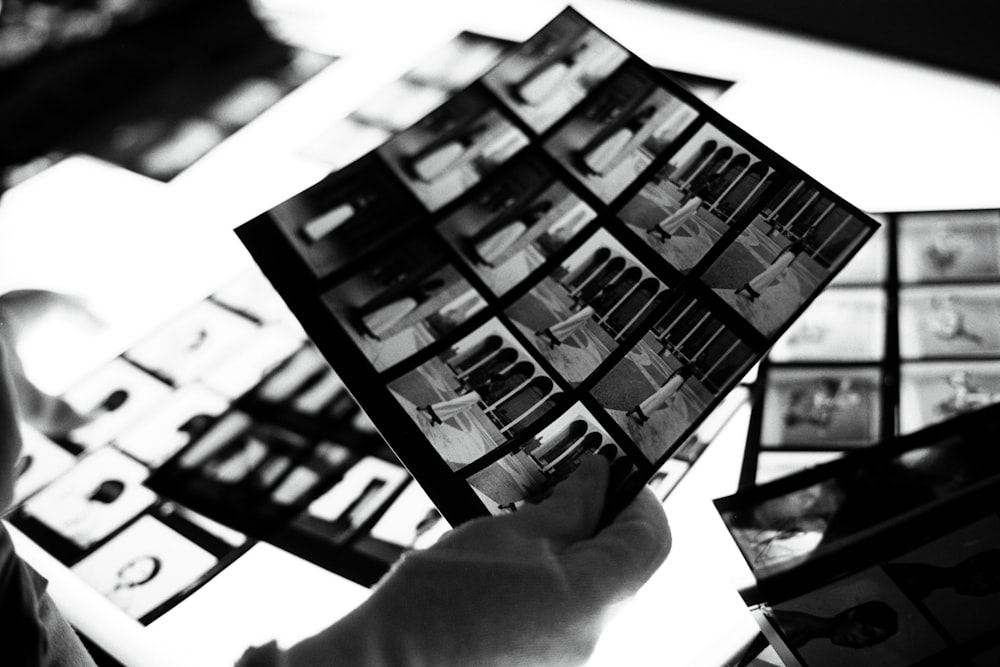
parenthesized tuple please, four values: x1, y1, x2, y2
(23, 446, 157, 550)
(113, 385, 230, 467)
(505, 227, 668, 386)
(829, 218, 887, 286)
(897, 210, 1000, 283)
(900, 361, 1000, 434)
(387, 319, 565, 470)
(269, 153, 427, 278)
(765, 568, 948, 667)
(197, 322, 304, 400)
(321, 232, 487, 372)
(544, 61, 698, 203)
(125, 300, 261, 386)
(481, 10, 629, 133)
(591, 292, 755, 461)
(70, 515, 218, 620)
(466, 402, 635, 514)
(437, 153, 596, 296)
(760, 367, 881, 447)
(208, 268, 302, 327)
(367, 481, 450, 551)
(60, 358, 173, 450)
(753, 451, 844, 486)
(252, 345, 357, 423)
(301, 456, 410, 544)
(898, 285, 1000, 359)
(770, 289, 886, 362)
(887, 515, 1000, 643)
(617, 124, 775, 273)
(702, 179, 874, 336)
(10, 426, 77, 507)
(377, 87, 530, 211)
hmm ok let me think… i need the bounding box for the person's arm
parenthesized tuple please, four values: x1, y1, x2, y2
(240, 455, 671, 667)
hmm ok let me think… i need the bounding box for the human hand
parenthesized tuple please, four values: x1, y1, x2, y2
(285, 455, 671, 667)
(0, 336, 26, 510)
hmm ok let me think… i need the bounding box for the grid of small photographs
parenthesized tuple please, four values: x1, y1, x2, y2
(718, 406, 1000, 667)
(240, 8, 877, 519)
(742, 208, 1000, 487)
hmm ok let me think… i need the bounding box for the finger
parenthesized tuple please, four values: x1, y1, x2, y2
(511, 454, 610, 547)
(561, 486, 671, 603)
(0, 337, 26, 509)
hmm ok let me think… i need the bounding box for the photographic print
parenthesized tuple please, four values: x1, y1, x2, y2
(71, 515, 217, 620)
(887, 515, 1000, 643)
(125, 300, 260, 386)
(113, 385, 230, 467)
(297, 118, 391, 171)
(702, 179, 873, 336)
(770, 289, 886, 362)
(387, 319, 565, 470)
(61, 358, 172, 450)
(377, 87, 530, 212)
(754, 451, 844, 486)
(482, 10, 629, 133)
(829, 218, 887, 285)
(269, 153, 427, 278)
(368, 481, 450, 550)
(11, 427, 77, 506)
(898, 285, 1000, 359)
(899, 361, 1000, 434)
(617, 124, 775, 273)
(23, 446, 157, 549)
(466, 403, 637, 514)
(897, 210, 1000, 283)
(544, 61, 698, 203)
(591, 292, 755, 461)
(321, 232, 487, 372)
(209, 268, 302, 327)
(505, 227, 668, 386)
(760, 367, 881, 447)
(253, 345, 356, 423)
(765, 568, 948, 667)
(198, 322, 303, 399)
(301, 456, 409, 544)
(437, 153, 596, 296)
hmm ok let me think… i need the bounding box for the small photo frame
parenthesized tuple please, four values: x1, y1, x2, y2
(898, 285, 1000, 359)
(505, 227, 669, 385)
(11, 426, 77, 506)
(377, 86, 530, 211)
(481, 10, 629, 133)
(368, 481, 450, 550)
(590, 292, 755, 461)
(125, 300, 260, 386)
(618, 124, 777, 273)
(23, 446, 157, 549)
(269, 153, 427, 278)
(321, 232, 487, 372)
(897, 210, 1000, 283)
(760, 367, 882, 448)
(899, 361, 1000, 434)
(886, 515, 1000, 643)
(764, 567, 948, 667)
(71, 515, 217, 621)
(253, 346, 357, 423)
(387, 319, 565, 470)
(770, 288, 886, 362)
(61, 358, 172, 450)
(466, 402, 637, 514)
(702, 179, 873, 336)
(437, 153, 596, 296)
(544, 60, 698, 203)
(829, 217, 887, 285)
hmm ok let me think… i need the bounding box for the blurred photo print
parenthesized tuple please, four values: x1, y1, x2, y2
(437, 153, 596, 296)
(466, 403, 636, 514)
(403, 32, 508, 92)
(544, 60, 697, 203)
(252, 345, 357, 423)
(770, 289, 885, 362)
(900, 361, 1000, 433)
(368, 481, 450, 551)
(702, 179, 874, 336)
(760, 367, 881, 448)
(753, 451, 844, 486)
(898, 285, 1000, 359)
(591, 292, 754, 461)
(71, 516, 217, 621)
(897, 210, 1000, 283)
(505, 227, 669, 385)
(387, 319, 564, 470)
(617, 124, 775, 273)
(10, 427, 76, 506)
(322, 232, 487, 372)
(829, 219, 887, 286)
(482, 9, 629, 133)
(378, 87, 529, 211)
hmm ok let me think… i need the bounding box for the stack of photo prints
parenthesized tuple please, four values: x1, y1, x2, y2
(717, 404, 1000, 666)
(236, 6, 877, 524)
(4, 19, 742, 625)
